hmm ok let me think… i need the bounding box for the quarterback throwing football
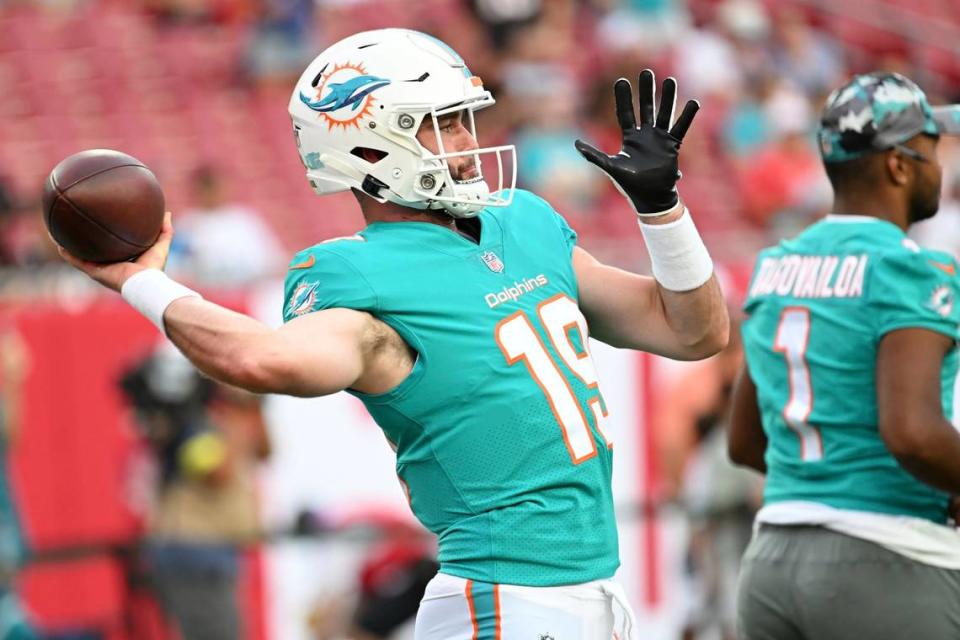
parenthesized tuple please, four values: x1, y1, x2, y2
(61, 30, 728, 639)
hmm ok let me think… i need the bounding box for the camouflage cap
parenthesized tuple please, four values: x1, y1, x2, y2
(818, 72, 960, 163)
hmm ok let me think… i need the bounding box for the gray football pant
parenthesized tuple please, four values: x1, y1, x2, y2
(737, 524, 960, 640)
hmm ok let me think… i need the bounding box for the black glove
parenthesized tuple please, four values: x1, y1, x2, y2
(576, 69, 699, 215)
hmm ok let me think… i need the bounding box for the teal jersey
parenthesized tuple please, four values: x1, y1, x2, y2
(742, 216, 960, 523)
(283, 190, 618, 586)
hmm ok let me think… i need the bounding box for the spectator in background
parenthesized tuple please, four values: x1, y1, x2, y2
(0, 327, 37, 640)
(596, 0, 692, 56)
(143, 0, 224, 25)
(672, 3, 744, 103)
(498, 0, 589, 71)
(736, 82, 829, 236)
(7, 199, 61, 270)
(243, 0, 314, 88)
(497, 3, 608, 219)
(0, 180, 16, 268)
(721, 75, 774, 159)
(120, 343, 271, 640)
(469, 0, 543, 49)
(0, 182, 58, 270)
(168, 165, 285, 289)
(308, 515, 437, 640)
(656, 270, 760, 639)
(512, 68, 605, 217)
(713, 0, 773, 86)
(769, 7, 845, 97)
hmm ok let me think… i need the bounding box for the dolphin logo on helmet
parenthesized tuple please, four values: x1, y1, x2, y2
(299, 75, 391, 113)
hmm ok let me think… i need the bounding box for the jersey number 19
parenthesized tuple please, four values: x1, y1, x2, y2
(496, 293, 612, 464)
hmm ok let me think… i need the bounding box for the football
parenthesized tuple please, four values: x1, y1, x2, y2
(43, 149, 165, 263)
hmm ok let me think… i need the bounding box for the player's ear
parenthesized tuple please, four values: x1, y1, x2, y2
(885, 150, 910, 187)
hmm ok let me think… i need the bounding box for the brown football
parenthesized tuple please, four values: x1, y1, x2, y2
(43, 149, 165, 263)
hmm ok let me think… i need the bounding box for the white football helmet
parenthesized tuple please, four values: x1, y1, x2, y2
(288, 29, 516, 218)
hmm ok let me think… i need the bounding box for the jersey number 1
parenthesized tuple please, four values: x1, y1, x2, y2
(495, 294, 611, 464)
(774, 307, 823, 462)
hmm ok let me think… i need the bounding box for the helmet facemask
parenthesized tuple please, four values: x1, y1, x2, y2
(408, 97, 516, 218)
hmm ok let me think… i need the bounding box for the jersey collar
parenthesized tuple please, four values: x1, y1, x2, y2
(365, 209, 504, 257)
(823, 213, 884, 223)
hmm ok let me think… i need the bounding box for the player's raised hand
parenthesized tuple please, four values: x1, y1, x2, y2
(575, 69, 699, 216)
(58, 211, 175, 293)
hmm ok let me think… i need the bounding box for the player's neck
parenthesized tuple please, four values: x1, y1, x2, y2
(831, 195, 908, 231)
(358, 196, 458, 230)
(354, 192, 482, 243)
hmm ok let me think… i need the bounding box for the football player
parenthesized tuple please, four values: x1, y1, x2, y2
(61, 29, 728, 638)
(730, 72, 960, 639)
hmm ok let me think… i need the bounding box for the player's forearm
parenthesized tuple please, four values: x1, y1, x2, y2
(877, 330, 960, 495)
(163, 297, 288, 394)
(728, 439, 766, 474)
(162, 299, 371, 398)
(638, 202, 728, 358)
(728, 368, 767, 474)
(657, 275, 729, 359)
(574, 217, 727, 360)
(886, 423, 960, 494)
(580, 272, 727, 359)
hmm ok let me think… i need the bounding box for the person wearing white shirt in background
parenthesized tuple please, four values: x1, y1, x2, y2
(169, 166, 285, 289)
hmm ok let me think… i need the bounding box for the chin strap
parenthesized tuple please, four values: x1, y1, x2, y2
(320, 154, 391, 203)
(435, 178, 490, 218)
(361, 175, 389, 199)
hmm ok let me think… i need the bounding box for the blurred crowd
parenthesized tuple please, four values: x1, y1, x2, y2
(2, 0, 960, 280)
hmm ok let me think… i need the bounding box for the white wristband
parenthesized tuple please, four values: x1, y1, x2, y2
(120, 269, 201, 333)
(638, 208, 714, 292)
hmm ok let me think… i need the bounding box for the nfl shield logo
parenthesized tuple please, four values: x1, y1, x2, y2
(481, 251, 504, 273)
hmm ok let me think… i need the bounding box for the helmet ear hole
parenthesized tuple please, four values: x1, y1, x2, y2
(350, 147, 388, 163)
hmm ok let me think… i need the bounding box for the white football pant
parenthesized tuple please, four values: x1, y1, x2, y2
(414, 572, 637, 639)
